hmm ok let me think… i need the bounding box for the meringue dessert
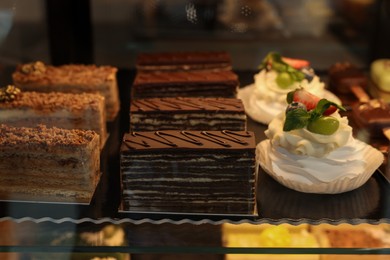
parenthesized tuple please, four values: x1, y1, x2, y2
(238, 52, 339, 124)
(257, 88, 384, 194)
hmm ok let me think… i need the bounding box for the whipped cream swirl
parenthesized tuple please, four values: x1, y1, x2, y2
(257, 112, 384, 193)
(253, 70, 325, 105)
(265, 112, 352, 158)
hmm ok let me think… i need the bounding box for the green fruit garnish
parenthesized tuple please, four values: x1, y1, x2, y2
(258, 52, 306, 89)
(307, 116, 339, 135)
(283, 89, 345, 134)
(276, 72, 293, 89)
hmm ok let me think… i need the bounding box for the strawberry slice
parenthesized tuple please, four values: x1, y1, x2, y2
(282, 57, 310, 70)
(287, 89, 337, 115)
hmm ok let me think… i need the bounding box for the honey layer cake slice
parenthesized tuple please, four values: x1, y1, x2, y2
(120, 130, 256, 215)
(136, 51, 232, 72)
(0, 90, 107, 149)
(12, 61, 120, 121)
(0, 124, 100, 203)
(132, 70, 239, 99)
(130, 97, 246, 131)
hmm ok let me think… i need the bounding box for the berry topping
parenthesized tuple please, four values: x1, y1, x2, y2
(282, 57, 310, 70)
(287, 88, 338, 115)
(283, 88, 345, 134)
(286, 102, 307, 113)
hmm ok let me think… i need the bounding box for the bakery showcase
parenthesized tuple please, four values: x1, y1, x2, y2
(0, 0, 389, 259)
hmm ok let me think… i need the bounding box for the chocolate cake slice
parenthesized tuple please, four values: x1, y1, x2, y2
(136, 51, 232, 72)
(351, 99, 390, 139)
(120, 130, 257, 215)
(328, 62, 367, 95)
(0, 124, 100, 203)
(130, 97, 246, 131)
(131, 70, 239, 99)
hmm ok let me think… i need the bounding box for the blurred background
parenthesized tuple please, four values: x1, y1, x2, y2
(0, 0, 389, 71)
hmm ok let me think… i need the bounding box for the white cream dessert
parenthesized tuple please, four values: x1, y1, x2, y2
(239, 52, 339, 124)
(257, 88, 384, 194)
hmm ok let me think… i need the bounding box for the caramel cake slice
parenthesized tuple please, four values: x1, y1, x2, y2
(120, 130, 257, 215)
(136, 51, 232, 72)
(0, 90, 107, 149)
(12, 61, 120, 121)
(131, 70, 239, 99)
(0, 124, 100, 203)
(130, 97, 246, 131)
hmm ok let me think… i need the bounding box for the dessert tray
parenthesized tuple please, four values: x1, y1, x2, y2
(0, 70, 389, 225)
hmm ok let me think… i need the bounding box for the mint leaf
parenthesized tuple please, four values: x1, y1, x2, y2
(286, 88, 301, 104)
(283, 108, 311, 131)
(313, 99, 346, 116)
(258, 52, 283, 70)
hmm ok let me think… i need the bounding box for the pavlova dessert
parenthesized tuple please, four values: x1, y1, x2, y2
(257, 88, 384, 194)
(238, 52, 339, 124)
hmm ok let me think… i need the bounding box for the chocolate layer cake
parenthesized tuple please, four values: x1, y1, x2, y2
(0, 124, 100, 203)
(0, 91, 107, 149)
(351, 99, 390, 139)
(328, 62, 367, 95)
(130, 97, 246, 131)
(120, 130, 257, 214)
(12, 61, 120, 121)
(131, 70, 239, 99)
(136, 51, 232, 72)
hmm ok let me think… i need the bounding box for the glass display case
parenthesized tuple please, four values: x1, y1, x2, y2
(0, 0, 389, 259)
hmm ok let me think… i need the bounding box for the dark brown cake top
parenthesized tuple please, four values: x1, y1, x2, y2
(0, 91, 104, 112)
(136, 51, 231, 66)
(133, 71, 238, 86)
(0, 124, 98, 147)
(353, 99, 390, 124)
(130, 97, 244, 112)
(122, 130, 255, 151)
(328, 62, 367, 88)
(13, 61, 117, 85)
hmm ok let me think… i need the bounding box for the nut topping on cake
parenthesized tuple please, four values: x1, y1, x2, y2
(20, 61, 46, 75)
(0, 85, 21, 102)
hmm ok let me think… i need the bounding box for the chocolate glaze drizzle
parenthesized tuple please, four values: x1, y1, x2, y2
(123, 130, 253, 149)
(131, 97, 243, 112)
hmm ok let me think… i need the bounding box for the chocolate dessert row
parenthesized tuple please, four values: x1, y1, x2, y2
(121, 51, 257, 215)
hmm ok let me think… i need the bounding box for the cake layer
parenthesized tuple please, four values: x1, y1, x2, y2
(136, 51, 232, 72)
(0, 185, 93, 202)
(0, 152, 98, 179)
(130, 97, 246, 131)
(12, 61, 120, 120)
(132, 71, 238, 99)
(0, 91, 107, 149)
(0, 124, 100, 203)
(351, 99, 390, 138)
(122, 130, 255, 151)
(328, 62, 367, 94)
(120, 130, 256, 214)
